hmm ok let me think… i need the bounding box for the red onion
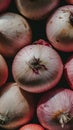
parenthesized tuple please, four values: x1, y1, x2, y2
(12, 39, 63, 93)
(16, 0, 60, 20)
(0, 12, 32, 57)
(19, 124, 45, 130)
(64, 55, 73, 89)
(46, 5, 73, 52)
(0, 82, 35, 129)
(37, 88, 73, 130)
(66, 0, 73, 4)
(0, 55, 8, 87)
(0, 0, 11, 12)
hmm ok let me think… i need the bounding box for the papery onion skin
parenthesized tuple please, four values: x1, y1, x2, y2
(64, 55, 73, 89)
(0, 0, 11, 12)
(0, 13, 32, 57)
(19, 124, 45, 130)
(16, 0, 60, 20)
(0, 55, 8, 87)
(37, 88, 73, 130)
(34, 39, 52, 47)
(12, 39, 63, 93)
(46, 5, 73, 52)
(0, 83, 35, 129)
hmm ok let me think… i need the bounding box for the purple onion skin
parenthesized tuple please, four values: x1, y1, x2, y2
(64, 55, 73, 89)
(0, 82, 35, 129)
(46, 5, 73, 52)
(66, 0, 73, 4)
(37, 88, 73, 130)
(0, 13, 32, 57)
(12, 39, 63, 93)
(0, 0, 11, 12)
(16, 0, 60, 20)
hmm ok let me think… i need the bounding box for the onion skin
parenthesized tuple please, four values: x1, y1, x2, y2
(34, 39, 52, 47)
(16, 0, 60, 20)
(12, 39, 63, 93)
(64, 55, 73, 89)
(37, 88, 73, 130)
(19, 124, 45, 130)
(0, 83, 35, 129)
(0, 55, 8, 87)
(66, 0, 73, 4)
(46, 5, 73, 52)
(0, 0, 11, 12)
(0, 13, 32, 57)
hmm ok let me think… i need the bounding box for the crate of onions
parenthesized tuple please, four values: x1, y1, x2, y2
(0, 0, 73, 130)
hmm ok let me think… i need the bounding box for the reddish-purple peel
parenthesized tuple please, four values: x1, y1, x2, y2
(64, 55, 73, 89)
(37, 88, 73, 130)
(12, 39, 63, 93)
(46, 5, 73, 52)
(0, 0, 11, 12)
(16, 0, 60, 20)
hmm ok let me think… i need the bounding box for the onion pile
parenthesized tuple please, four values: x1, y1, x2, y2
(0, 1, 73, 130)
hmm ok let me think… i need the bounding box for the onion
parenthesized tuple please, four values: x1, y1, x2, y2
(66, 0, 73, 4)
(0, 55, 8, 87)
(46, 5, 73, 52)
(0, 0, 11, 12)
(0, 82, 35, 129)
(64, 55, 73, 89)
(12, 39, 63, 93)
(0, 12, 32, 57)
(37, 88, 73, 130)
(19, 124, 45, 130)
(16, 0, 60, 20)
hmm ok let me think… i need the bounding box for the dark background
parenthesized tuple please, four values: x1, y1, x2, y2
(1, 0, 73, 129)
